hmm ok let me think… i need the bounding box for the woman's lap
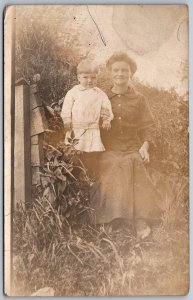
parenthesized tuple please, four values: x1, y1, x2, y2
(90, 150, 163, 224)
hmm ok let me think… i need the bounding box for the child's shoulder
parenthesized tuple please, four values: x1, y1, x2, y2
(65, 85, 82, 96)
(69, 84, 80, 92)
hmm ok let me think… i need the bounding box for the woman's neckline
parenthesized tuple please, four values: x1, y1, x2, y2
(111, 86, 131, 95)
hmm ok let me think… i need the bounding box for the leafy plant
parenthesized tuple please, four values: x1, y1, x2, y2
(37, 135, 94, 225)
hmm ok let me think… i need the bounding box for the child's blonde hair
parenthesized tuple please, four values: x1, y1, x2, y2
(77, 59, 98, 74)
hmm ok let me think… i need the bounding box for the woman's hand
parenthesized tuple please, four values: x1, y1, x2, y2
(139, 141, 150, 163)
(102, 120, 111, 130)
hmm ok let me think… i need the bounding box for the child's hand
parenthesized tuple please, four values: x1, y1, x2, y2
(139, 142, 150, 163)
(102, 120, 111, 130)
(64, 122, 72, 131)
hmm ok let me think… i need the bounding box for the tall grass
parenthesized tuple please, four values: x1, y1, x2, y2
(12, 177, 189, 296)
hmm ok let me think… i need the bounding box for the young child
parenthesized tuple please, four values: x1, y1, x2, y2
(61, 59, 113, 151)
(61, 59, 113, 174)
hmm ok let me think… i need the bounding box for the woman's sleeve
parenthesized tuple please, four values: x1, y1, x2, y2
(60, 90, 74, 124)
(101, 92, 114, 121)
(138, 96, 155, 144)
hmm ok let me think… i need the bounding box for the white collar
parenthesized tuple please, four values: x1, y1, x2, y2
(78, 84, 98, 91)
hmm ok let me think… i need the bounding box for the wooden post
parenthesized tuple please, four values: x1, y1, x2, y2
(30, 83, 48, 185)
(14, 79, 31, 208)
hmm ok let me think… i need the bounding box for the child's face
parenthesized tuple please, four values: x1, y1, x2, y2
(78, 73, 97, 89)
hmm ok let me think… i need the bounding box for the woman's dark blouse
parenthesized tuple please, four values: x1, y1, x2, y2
(101, 87, 155, 152)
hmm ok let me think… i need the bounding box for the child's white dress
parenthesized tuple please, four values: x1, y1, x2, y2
(61, 84, 113, 152)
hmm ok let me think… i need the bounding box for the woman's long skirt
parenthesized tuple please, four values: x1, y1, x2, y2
(90, 150, 164, 224)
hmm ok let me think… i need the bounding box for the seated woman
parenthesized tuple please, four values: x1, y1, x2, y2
(90, 52, 164, 239)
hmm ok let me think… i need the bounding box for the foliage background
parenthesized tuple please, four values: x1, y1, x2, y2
(13, 5, 189, 296)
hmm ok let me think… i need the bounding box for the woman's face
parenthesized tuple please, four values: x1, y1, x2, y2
(110, 61, 132, 86)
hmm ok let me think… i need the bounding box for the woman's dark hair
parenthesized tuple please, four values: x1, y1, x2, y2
(106, 52, 137, 75)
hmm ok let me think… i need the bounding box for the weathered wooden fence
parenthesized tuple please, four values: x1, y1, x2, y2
(14, 78, 48, 208)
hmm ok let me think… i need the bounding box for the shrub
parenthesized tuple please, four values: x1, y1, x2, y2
(15, 6, 82, 104)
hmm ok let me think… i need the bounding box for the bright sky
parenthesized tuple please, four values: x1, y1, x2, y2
(74, 5, 188, 95)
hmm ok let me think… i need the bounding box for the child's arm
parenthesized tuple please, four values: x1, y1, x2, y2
(60, 90, 74, 130)
(101, 93, 114, 130)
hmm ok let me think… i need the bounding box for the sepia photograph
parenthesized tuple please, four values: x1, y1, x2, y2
(4, 4, 189, 296)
